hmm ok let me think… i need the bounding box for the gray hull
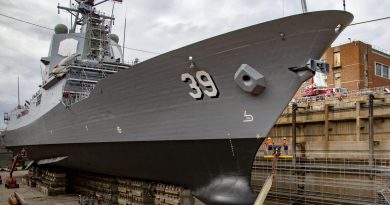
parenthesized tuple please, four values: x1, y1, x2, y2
(3, 11, 353, 205)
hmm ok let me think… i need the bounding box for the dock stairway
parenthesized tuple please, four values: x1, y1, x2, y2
(379, 179, 390, 204)
(252, 152, 390, 205)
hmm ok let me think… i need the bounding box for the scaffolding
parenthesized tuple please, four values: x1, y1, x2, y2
(251, 152, 390, 205)
(62, 60, 130, 106)
(55, 1, 131, 107)
(86, 12, 112, 61)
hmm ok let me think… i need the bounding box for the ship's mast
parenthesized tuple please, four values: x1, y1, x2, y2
(343, 0, 346, 11)
(52, 0, 128, 107)
(17, 76, 21, 109)
(57, 0, 120, 61)
(122, 3, 127, 58)
(301, 0, 308, 13)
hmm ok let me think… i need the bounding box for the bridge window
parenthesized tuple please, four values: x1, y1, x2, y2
(36, 94, 42, 106)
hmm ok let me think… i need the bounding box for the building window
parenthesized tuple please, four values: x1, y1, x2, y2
(376, 63, 382, 76)
(375, 62, 390, 79)
(384, 65, 389, 79)
(333, 51, 341, 67)
(334, 71, 341, 87)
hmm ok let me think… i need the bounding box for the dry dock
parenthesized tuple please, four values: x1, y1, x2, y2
(0, 169, 205, 205)
(253, 88, 390, 204)
(268, 91, 390, 155)
(1, 88, 390, 205)
(0, 170, 79, 205)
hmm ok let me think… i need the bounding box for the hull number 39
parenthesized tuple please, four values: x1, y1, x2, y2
(181, 70, 219, 100)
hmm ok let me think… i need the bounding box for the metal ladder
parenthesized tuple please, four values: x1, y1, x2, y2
(87, 13, 111, 61)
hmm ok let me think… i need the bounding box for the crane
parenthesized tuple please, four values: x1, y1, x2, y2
(5, 149, 27, 189)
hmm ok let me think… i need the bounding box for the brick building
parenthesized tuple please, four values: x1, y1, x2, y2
(297, 41, 390, 97)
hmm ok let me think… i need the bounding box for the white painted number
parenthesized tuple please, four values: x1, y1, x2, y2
(181, 73, 203, 99)
(196, 70, 218, 97)
(181, 70, 219, 100)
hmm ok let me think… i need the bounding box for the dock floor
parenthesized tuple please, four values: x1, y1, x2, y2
(1, 170, 89, 205)
(0, 170, 206, 205)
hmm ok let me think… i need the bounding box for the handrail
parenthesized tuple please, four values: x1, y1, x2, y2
(294, 85, 390, 104)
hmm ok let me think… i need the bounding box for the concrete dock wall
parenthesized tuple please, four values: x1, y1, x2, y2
(264, 94, 390, 155)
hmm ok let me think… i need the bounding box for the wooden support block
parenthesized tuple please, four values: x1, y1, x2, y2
(8, 195, 17, 205)
(14, 192, 28, 205)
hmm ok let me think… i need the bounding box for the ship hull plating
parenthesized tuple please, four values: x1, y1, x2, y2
(3, 11, 353, 205)
(8, 138, 260, 204)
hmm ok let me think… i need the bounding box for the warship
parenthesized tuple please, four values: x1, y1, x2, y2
(1, 0, 353, 204)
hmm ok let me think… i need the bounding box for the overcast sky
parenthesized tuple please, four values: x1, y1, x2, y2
(0, 0, 389, 129)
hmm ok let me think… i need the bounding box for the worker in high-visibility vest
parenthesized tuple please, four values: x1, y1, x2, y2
(265, 137, 273, 155)
(282, 137, 288, 155)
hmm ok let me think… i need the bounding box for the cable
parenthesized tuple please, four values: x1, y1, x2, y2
(125, 47, 161, 55)
(0, 13, 52, 31)
(349, 16, 390, 26)
(0, 11, 389, 55)
(0, 12, 161, 55)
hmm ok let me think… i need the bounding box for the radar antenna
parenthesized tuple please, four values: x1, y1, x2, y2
(87, 0, 123, 6)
